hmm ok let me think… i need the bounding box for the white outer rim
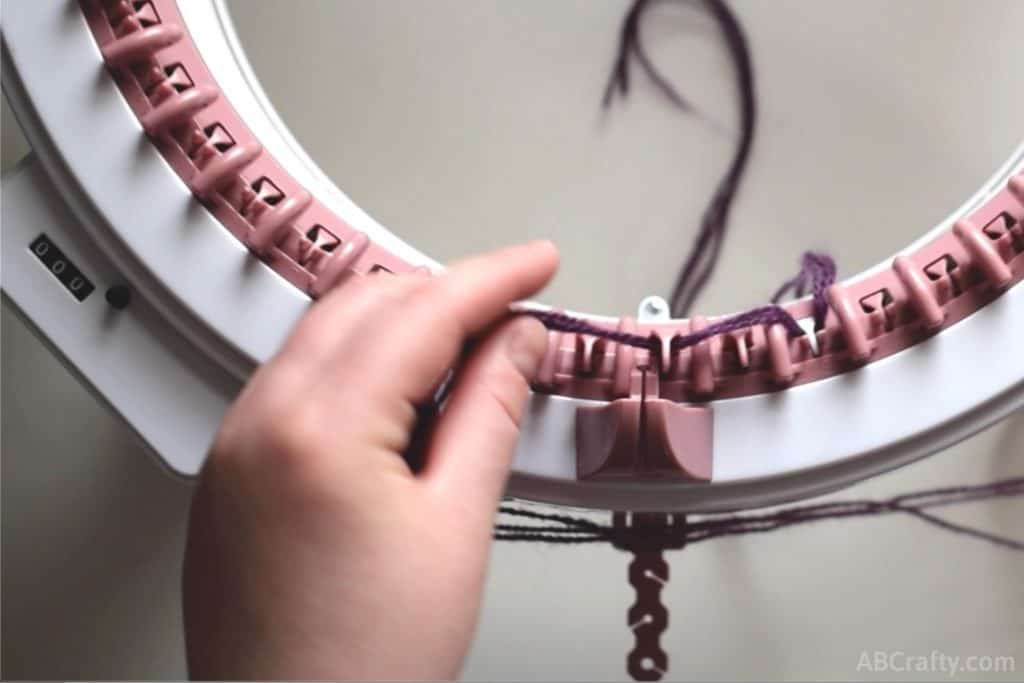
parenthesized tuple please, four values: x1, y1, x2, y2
(2, 1, 1021, 511)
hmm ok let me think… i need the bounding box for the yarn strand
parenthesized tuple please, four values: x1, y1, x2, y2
(496, 477, 1024, 551)
(604, 0, 757, 317)
(523, 249, 833, 354)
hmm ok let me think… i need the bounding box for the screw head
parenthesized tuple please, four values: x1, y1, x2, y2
(638, 295, 670, 321)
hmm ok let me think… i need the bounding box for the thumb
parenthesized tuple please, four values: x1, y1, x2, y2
(422, 316, 548, 515)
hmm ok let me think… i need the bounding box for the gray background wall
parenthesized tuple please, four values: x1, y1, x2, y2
(2, 1, 1022, 679)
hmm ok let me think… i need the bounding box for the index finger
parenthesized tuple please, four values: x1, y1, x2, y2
(376, 240, 560, 403)
(424, 240, 560, 336)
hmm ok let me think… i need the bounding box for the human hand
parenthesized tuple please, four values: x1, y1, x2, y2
(182, 241, 559, 680)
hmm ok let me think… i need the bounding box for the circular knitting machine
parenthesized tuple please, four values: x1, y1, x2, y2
(2, 0, 1022, 516)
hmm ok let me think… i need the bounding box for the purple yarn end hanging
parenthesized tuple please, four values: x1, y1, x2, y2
(525, 0, 839, 371)
(771, 251, 836, 330)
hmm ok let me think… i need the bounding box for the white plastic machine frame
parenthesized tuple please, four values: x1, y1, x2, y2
(2, 1, 1022, 511)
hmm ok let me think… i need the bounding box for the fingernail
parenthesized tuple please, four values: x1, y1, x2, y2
(525, 239, 558, 256)
(504, 318, 547, 381)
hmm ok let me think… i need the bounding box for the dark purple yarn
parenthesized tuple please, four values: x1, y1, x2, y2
(667, 305, 802, 350)
(602, 0, 694, 112)
(496, 477, 1024, 551)
(771, 251, 837, 330)
(604, 0, 757, 317)
(567, 2, 827, 356)
(526, 310, 654, 349)
(523, 248, 832, 355)
(525, 305, 803, 355)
